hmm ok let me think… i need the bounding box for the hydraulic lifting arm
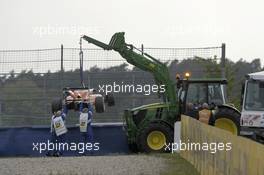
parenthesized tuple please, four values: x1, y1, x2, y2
(81, 32, 177, 108)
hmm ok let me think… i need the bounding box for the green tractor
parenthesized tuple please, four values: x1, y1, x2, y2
(124, 78, 241, 152)
(81, 32, 241, 153)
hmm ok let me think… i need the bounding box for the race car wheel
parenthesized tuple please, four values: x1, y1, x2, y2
(95, 96, 105, 113)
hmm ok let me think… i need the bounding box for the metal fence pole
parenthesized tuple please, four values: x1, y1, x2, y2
(0, 79, 2, 115)
(88, 74, 91, 89)
(43, 74, 46, 115)
(60, 44, 64, 89)
(132, 73, 135, 107)
(221, 43, 226, 79)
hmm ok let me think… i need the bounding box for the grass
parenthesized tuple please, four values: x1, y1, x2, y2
(154, 153, 200, 175)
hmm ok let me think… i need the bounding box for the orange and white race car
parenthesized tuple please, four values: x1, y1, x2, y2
(51, 88, 114, 113)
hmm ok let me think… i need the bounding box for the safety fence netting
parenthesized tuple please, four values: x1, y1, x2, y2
(0, 46, 223, 126)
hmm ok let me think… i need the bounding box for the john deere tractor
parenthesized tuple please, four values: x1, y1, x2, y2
(81, 32, 241, 152)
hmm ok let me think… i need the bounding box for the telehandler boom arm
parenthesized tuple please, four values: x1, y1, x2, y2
(82, 32, 177, 108)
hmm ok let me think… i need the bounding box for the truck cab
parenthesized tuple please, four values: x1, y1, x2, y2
(241, 71, 264, 138)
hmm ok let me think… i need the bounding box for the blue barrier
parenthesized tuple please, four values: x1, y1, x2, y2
(0, 123, 129, 157)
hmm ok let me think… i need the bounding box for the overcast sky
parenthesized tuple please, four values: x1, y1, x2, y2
(0, 0, 263, 63)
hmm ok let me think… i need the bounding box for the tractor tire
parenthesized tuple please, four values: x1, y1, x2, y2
(51, 98, 62, 114)
(128, 143, 138, 153)
(95, 96, 105, 113)
(214, 107, 241, 135)
(137, 123, 173, 153)
(105, 93, 115, 106)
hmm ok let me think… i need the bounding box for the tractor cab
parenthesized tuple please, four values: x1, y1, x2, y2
(176, 76, 228, 114)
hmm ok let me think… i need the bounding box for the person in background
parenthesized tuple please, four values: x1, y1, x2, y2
(198, 103, 212, 124)
(79, 102, 94, 155)
(46, 105, 68, 157)
(185, 103, 198, 119)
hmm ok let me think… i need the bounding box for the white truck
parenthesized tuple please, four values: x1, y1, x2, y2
(240, 71, 264, 141)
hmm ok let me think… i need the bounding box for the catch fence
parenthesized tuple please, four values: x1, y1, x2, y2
(0, 45, 225, 126)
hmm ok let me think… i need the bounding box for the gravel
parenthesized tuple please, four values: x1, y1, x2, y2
(0, 155, 168, 175)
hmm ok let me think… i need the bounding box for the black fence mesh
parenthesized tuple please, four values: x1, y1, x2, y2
(0, 46, 223, 126)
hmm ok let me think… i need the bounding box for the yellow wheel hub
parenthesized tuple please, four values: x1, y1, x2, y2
(215, 118, 238, 135)
(147, 131, 166, 150)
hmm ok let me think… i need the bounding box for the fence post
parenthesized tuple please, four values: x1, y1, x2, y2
(141, 44, 144, 55)
(0, 80, 2, 115)
(60, 44, 64, 89)
(132, 73, 136, 107)
(88, 74, 91, 89)
(43, 74, 47, 115)
(221, 43, 226, 79)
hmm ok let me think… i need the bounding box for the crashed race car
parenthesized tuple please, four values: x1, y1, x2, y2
(51, 88, 115, 113)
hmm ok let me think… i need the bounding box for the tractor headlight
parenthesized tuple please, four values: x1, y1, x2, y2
(184, 72, 191, 79)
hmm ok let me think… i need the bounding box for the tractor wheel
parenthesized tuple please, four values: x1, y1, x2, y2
(95, 96, 105, 113)
(105, 93, 115, 106)
(51, 98, 62, 114)
(137, 123, 173, 153)
(214, 107, 240, 135)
